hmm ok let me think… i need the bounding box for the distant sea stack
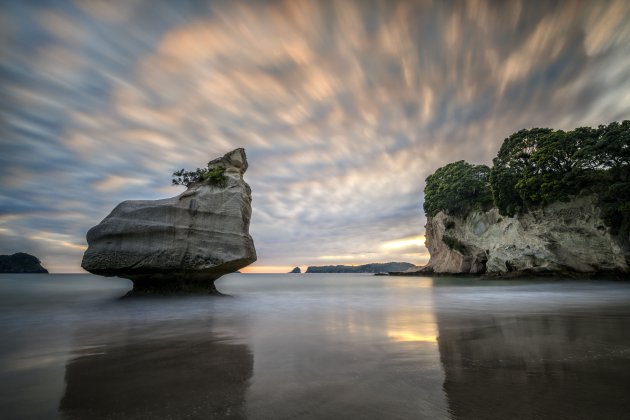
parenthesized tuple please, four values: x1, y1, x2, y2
(306, 262, 416, 273)
(81, 148, 257, 293)
(289, 267, 301, 274)
(0, 253, 48, 273)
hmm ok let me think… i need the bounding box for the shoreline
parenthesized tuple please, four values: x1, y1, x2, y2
(388, 268, 629, 280)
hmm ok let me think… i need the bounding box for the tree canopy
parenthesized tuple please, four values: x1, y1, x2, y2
(423, 160, 493, 217)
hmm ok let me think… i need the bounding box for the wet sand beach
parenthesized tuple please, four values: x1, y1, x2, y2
(1, 274, 630, 419)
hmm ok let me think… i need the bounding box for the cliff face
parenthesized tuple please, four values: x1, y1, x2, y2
(423, 196, 629, 275)
(82, 148, 256, 292)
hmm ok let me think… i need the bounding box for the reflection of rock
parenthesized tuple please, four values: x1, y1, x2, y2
(0, 253, 48, 273)
(60, 328, 253, 419)
(434, 301, 630, 419)
(289, 266, 301, 273)
(81, 148, 256, 292)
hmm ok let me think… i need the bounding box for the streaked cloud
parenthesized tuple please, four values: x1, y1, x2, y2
(1, 0, 630, 272)
(381, 236, 425, 251)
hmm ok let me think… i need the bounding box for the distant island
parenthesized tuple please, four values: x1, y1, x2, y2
(405, 121, 629, 277)
(0, 253, 48, 273)
(289, 267, 301, 273)
(306, 262, 416, 273)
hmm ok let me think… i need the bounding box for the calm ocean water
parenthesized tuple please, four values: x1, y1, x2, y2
(1, 273, 630, 419)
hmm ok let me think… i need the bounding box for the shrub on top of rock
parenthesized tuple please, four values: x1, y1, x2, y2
(172, 166, 227, 188)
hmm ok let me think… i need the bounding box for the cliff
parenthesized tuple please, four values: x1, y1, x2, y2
(307, 262, 416, 273)
(81, 148, 256, 292)
(417, 195, 629, 276)
(0, 253, 48, 273)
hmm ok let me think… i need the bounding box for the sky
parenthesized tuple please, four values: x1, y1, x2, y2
(1, 0, 629, 273)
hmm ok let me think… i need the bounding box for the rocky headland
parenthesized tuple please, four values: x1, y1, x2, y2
(0, 253, 48, 273)
(289, 267, 301, 273)
(396, 121, 629, 278)
(81, 148, 256, 293)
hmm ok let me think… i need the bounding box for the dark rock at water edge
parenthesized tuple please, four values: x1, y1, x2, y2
(81, 149, 256, 292)
(0, 253, 48, 273)
(306, 262, 416, 273)
(289, 267, 301, 273)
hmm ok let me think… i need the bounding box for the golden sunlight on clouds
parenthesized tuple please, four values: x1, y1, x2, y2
(28, 232, 87, 252)
(317, 254, 377, 261)
(38, 9, 85, 43)
(93, 175, 149, 193)
(381, 235, 425, 251)
(584, 0, 630, 56)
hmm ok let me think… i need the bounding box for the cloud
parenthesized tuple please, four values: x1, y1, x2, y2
(93, 175, 150, 193)
(1, 0, 630, 272)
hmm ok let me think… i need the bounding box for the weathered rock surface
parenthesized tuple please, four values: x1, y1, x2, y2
(414, 196, 629, 276)
(0, 252, 48, 273)
(81, 148, 256, 292)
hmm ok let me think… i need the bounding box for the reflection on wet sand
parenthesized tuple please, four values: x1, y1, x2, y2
(59, 323, 253, 419)
(434, 303, 630, 420)
(244, 276, 448, 419)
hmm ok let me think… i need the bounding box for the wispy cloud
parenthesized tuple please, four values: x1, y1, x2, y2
(1, 0, 630, 272)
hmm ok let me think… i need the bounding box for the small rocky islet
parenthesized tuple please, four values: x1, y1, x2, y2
(0, 253, 48, 273)
(81, 148, 256, 293)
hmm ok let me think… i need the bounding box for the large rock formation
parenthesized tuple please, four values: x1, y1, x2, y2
(0, 252, 48, 273)
(81, 148, 256, 292)
(414, 196, 629, 276)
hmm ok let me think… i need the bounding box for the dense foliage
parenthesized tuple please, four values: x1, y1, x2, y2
(424, 120, 630, 235)
(489, 128, 552, 216)
(172, 166, 227, 188)
(423, 161, 493, 217)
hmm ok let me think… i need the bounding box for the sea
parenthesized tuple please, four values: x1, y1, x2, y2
(1, 273, 630, 419)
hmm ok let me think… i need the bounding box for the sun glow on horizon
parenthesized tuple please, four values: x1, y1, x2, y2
(239, 265, 295, 274)
(381, 236, 425, 251)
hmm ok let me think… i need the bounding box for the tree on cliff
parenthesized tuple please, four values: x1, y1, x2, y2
(489, 128, 552, 216)
(423, 161, 493, 217)
(489, 121, 629, 220)
(425, 120, 629, 236)
(172, 166, 226, 188)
